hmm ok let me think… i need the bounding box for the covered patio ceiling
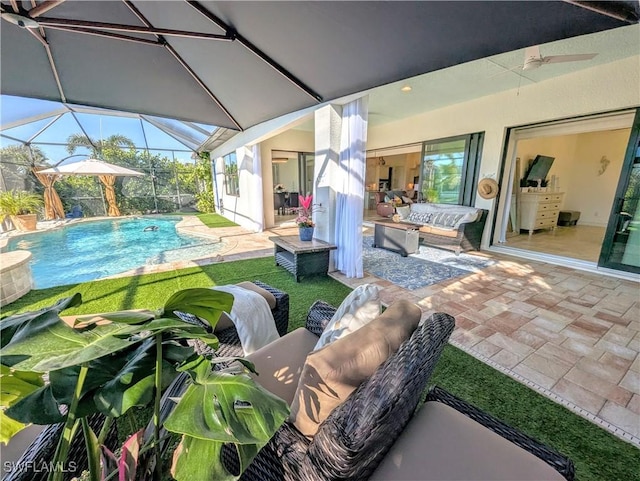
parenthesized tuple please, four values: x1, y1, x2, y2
(1, 1, 637, 132)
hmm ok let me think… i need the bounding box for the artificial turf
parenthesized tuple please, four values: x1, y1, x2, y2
(195, 212, 238, 228)
(2, 257, 638, 481)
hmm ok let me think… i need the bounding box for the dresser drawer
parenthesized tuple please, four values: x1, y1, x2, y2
(538, 203, 561, 211)
(535, 218, 557, 229)
(535, 209, 559, 222)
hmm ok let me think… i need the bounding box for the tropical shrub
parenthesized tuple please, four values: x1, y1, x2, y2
(0, 289, 288, 481)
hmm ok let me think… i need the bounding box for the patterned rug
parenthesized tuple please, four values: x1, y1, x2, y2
(362, 236, 495, 290)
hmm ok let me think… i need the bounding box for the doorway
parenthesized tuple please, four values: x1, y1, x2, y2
(494, 110, 637, 271)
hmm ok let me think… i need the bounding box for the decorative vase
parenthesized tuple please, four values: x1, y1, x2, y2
(299, 226, 314, 241)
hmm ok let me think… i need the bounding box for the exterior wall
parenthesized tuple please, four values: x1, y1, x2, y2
(366, 56, 640, 245)
(211, 55, 639, 243)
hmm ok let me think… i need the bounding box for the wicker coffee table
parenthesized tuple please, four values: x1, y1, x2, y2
(270, 235, 337, 282)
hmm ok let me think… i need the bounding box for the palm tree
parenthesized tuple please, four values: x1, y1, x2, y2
(0, 145, 48, 192)
(66, 133, 136, 159)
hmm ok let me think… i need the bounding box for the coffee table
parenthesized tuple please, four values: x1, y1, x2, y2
(269, 235, 337, 282)
(372, 219, 420, 256)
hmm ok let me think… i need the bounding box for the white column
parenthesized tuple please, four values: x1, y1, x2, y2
(314, 104, 343, 271)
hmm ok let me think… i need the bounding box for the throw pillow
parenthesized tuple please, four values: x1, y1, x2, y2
(396, 205, 411, 220)
(289, 299, 422, 437)
(401, 195, 413, 204)
(393, 195, 403, 204)
(313, 284, 381, 351)
(408, 211, 432, 224)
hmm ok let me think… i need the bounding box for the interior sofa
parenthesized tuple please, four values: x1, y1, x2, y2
(398, 202, 488, 253)
(4, 281, 289, 481)
(374, 190, 415, 217)
(221, 299, 575, 481)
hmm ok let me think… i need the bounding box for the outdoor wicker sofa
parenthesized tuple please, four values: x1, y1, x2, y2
(3, 280, 289, 481)
(225, 299, 576, 481)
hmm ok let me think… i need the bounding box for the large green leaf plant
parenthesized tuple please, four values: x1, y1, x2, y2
(0, 289, 289, 481)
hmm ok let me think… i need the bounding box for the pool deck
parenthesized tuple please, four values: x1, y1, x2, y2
(3, 215, 639, 446)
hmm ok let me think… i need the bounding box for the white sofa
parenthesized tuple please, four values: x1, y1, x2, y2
(397, 203, 488, 253)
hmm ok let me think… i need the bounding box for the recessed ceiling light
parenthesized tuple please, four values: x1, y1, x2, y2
(401, 85, 412, 92)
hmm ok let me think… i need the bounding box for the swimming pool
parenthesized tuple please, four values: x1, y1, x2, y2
(7, 217, 224, 289)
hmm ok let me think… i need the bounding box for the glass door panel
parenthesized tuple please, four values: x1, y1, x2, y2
(420, 138, 465, 204)
(599, 111, 640, 273)
(419, 133, 482, 206)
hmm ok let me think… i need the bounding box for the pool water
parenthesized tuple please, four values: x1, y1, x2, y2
(7, 217, 223, 289)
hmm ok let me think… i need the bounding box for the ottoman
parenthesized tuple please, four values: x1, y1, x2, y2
(558, 210, 580, 226)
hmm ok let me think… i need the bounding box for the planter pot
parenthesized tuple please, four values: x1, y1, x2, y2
(11, 214, 38, 232)
(299, 226, 314, 241)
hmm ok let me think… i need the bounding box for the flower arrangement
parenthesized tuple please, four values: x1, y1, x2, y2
(295, 194, 314, 227)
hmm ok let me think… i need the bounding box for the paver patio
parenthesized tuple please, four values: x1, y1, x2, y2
(6, 217, 639, 446)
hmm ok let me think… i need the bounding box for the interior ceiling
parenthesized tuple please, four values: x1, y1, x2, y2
(1, 1, 636, 132)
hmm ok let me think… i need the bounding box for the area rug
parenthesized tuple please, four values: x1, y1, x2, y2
(362, 236, 495, 290)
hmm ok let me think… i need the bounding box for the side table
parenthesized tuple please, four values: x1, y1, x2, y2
(372, 219, 420, 257)
(269, 236, 337, 282)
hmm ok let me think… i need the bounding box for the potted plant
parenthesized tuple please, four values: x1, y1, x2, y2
(0, 190, 43, 231)
(0, 288, 289, 481)
(295, 194, 315, 241)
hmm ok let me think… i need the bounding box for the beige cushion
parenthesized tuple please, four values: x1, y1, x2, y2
(419, 225, 458, 238)
(246, 328, 319, 405)
(369, 402, 566, 481)
(289, 300, 422, 437)
(215, 281, 277, 332)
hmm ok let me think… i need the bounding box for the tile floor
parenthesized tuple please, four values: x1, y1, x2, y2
(15, 216, 639, 446)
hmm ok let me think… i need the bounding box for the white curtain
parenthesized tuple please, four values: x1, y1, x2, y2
(334, 96, 368, 278)
(252, 144, 264, 232)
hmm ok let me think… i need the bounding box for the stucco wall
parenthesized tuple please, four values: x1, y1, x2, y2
(366, 56, 639, 243)
(213, 55, 639, 240)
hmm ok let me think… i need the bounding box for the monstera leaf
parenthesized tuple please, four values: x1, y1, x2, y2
(0, 294, 82, 349)
(1, 317, 213, 372)
(163, 288, 234, 329)
(0, 365, 43, 443)
(165, 363, 289, 481)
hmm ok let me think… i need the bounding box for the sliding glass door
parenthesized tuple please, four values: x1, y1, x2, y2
(419, 133, 483, 206)
(599, 110, 640, 273)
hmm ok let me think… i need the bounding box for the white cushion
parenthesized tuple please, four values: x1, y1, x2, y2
(313, 284, 382, 351)
(401, 196, 413, 204)
(396, 205, 411, 220)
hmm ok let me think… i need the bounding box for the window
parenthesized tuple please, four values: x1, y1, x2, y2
(419, 132, 483, 206)
(223, 152, 239, 196)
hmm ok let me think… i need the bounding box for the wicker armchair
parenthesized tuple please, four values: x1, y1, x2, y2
(228, 300, 575, 481)
(3, 281, 289, 481)
(224, 300, 456, 481)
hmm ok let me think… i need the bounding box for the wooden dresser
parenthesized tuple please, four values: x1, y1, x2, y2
(518, 192, 564, 235)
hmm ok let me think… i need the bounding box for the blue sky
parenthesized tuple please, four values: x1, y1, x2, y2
(0, 95, 217, 164)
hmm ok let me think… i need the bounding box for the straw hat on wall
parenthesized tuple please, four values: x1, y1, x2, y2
(477, 178, 499, 199)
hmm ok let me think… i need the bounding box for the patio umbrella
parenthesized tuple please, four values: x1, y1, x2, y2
(0, 2, 633, 131)
(38, 159, 144, 217)
(32, 169, 65, 220)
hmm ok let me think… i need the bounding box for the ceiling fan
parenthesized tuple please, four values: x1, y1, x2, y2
(518, 45, 597, 71)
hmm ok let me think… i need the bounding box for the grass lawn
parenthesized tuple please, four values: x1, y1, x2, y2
(3, 257, 638, 481)
(195, 212, 238, 228)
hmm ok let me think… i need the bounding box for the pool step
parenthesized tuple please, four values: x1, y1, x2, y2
(146, 242, 223, 264)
